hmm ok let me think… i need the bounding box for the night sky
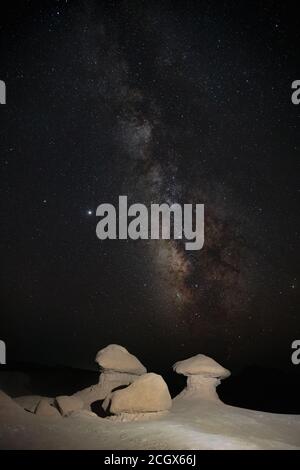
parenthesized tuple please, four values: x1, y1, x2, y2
(1, 0, 299, 374)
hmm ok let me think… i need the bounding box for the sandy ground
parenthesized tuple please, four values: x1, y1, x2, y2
(0, 391, 300, 450)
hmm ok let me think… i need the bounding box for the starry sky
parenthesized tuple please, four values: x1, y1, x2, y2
(1, 0, 299, 373)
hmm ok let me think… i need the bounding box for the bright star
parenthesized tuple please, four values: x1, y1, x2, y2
(87, 210, 92, 215)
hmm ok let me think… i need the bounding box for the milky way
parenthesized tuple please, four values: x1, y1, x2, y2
(109, 51, 258, 343)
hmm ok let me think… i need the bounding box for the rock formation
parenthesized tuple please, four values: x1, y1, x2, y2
(0, 390, 24, 417)
(73, 344, 147, 410)
(102, 372, 172, 420)
(15, 395, 54, 413)
(55, 395, 84, 416)
(95, 344, 146, 375)
(35, 398, 61, 418)
(173, 354, 230, 401)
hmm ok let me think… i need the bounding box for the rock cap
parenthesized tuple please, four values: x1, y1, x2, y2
(95, 344, 146, 375)
(173, 354, 230, 379)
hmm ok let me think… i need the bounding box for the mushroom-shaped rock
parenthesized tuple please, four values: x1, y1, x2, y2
(72, 345, 147, 410)
(173, 354, 230, 402)
(102, 373, 172, 416)
(55, 395, 84, 417)
(35, 398, 61, 418)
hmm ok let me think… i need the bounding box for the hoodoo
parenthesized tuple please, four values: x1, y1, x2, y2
(173, 354, 230, 402)
(72, 344, 147, 409)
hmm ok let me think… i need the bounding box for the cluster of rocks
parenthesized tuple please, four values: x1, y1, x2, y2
(72, 344, 171, 421)
(72, 344, 149, 414)
(21, 394, 88, 419)
(14, 345, 231, 421)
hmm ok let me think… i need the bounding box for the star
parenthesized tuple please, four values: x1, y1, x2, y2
(87, 210, 93, 215)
